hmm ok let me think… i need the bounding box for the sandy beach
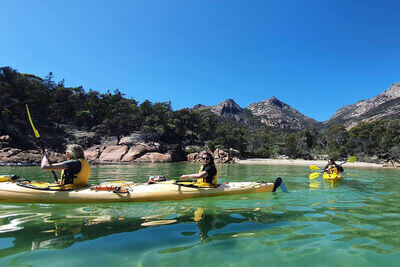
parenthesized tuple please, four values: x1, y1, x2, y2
(235, 158, 384, 168)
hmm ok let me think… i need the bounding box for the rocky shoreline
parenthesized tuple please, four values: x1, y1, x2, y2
(1, 148, 398, 169)
(1, 135, 398, 168)
(0, 134, 240, 166)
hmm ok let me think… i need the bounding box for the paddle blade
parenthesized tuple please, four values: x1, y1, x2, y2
(347, 156, 356, 163)
(280, 180, 288, 193)
(26, 105, 40, 138)
(309, 165, 320, 171)
(309, 172, 321, 180)
(272, 177, 288, 193)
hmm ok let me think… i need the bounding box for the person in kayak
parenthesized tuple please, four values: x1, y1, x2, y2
(180, 152, 218, 187)
(324, 159, 344, 174)
(41, 144, 90, 185)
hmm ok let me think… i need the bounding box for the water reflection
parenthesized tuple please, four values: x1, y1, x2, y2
(1, 191, 400, 262)
(309, 179, 343, 189)
(0, 203, 309, 257)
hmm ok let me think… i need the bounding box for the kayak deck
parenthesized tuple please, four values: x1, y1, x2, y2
(0, 177, 285, 204)
(322, 172, 343, 183)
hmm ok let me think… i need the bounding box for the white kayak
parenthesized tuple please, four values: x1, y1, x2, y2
(0, 176, 286, 204)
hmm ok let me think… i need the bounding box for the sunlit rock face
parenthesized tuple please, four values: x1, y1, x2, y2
(326, 82, 400, 129)
(247, 97, 317, 130)
(193, 97, 317, 130)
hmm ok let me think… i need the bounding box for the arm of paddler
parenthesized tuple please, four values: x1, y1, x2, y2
(40, 154, 68, 184)
(323, 164, 329, 171)
(41, 153, 68, 170)
(180, 171, 208, 180)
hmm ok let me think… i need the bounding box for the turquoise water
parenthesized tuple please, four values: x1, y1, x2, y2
(1, 163, 400, 266)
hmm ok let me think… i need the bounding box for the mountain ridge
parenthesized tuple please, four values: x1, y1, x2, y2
(192, 97, 318, 130)
(325, 82, 400, 128)
(191, 82, 400, 130)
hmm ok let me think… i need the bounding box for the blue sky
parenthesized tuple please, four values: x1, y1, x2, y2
(1, 0, 399, 122)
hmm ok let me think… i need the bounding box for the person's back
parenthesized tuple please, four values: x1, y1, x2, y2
(60, 158, 90, 185)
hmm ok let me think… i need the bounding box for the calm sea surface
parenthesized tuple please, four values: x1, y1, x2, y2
(0, 163, 400, 266)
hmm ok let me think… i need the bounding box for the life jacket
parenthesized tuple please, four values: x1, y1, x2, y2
(196, 165, 218, 187)
(327, 165, 338, 174)
(60, 159, 90, 185)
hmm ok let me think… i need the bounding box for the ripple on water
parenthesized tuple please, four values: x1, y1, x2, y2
(303, 213, 327, 218)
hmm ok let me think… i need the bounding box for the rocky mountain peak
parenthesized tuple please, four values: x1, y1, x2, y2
(192, 104, 208, 110)
(192, 99, 244, 116)
(247, 97, 317, 130)
(215, 99, 244, 115)
(326, 82, 400, 129)
(266, 96, 286, 109)
(380, 82, 400, 99)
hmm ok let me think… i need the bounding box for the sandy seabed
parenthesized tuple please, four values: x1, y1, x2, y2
(235, 158, 383, 168)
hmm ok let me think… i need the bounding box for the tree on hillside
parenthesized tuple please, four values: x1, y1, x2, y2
(43, 72, 56, 90)
(322, 124, 349, 159)
(285, 133, 300, 159)
(97, 89, 139, 144)
(172, 109, 194, 140)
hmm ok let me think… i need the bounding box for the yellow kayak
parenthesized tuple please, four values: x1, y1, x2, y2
(322, 172, 343, 183)
(0, 175, 286, 204)
(309, 172, 343, 189)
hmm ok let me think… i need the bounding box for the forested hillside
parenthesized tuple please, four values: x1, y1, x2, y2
(1, 66, 399, 163)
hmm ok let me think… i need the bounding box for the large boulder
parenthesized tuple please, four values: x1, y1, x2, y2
(187, 152, 201, 163)
(0, 148, 64, 164)
(121, 143, 154, 162)
(10, 150, 42, 164)
(186, 149, 238, 163)
(101, 136, 119, 146)
(85, 145, 104, 161)
(119, 133, 145, 145)
(214, 149, 231, 163)
(0, 148, 23, 163)
(99, 145, 128, 162)
(229, 148, 241, 158)
(134, 152, 172, 163)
